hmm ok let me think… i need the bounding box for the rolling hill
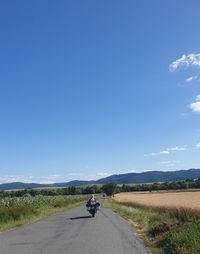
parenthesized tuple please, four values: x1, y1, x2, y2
(0, 168, 200, 190)
(96, 168, 200, 184)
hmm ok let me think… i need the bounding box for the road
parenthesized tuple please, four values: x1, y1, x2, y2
(0, 201, 149, 254)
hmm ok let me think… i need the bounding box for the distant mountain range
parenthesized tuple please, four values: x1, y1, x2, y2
(0, 168, 200, 190)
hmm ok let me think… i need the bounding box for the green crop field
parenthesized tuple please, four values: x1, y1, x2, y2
(0, 195, 87, 231)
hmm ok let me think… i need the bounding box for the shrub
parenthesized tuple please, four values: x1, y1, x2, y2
(161, 222, 200, 254)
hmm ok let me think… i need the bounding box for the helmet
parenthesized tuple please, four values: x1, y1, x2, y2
(90, 194, 95, 201)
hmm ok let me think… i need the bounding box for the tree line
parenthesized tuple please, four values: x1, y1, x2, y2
(120, 178, 200, 192)
(0, 178, 200, 198)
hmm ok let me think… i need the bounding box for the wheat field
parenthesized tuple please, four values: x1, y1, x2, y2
(114, 190, 200, 210)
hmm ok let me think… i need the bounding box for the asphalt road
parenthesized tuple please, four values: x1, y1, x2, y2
(0, 201, 149, 254)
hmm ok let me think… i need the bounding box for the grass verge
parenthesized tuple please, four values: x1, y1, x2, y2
(0, 195, 87, 232)
(104, 199, 200, 254)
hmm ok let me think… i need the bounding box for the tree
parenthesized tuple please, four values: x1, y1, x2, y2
(68, 186, 76, 195)
(102, 183, 117, 196)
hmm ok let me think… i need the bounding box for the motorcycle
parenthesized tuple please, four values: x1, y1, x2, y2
(86, 201, 100, 217)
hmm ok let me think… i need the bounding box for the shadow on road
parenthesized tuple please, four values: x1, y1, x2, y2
(68, 216, 92, 220)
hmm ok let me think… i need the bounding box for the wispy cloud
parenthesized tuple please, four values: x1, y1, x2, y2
(185, 75, 198, 83)
(0, 175, 35, 184)
(167, 146, 187, 151)
(66, 172, 111, 180)
(78, 172, 111, 181)
(67, 173, 84, 177)
(169, 53, 200, 72)
(196, 143, 200, 149)
(145, 146, 187, 156)
(38, 174, 61, 184)
(158, 160, 179, 167)
(0, 174, 61, 184)
(189, 95, 200, 113)
(150, 150, 170, 156)
(0, 172, 113, 184)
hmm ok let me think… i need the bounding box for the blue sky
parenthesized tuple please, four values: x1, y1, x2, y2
(0, 1, 200, 183)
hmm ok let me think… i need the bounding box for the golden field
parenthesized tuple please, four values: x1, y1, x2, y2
(114, 190, 200, 210)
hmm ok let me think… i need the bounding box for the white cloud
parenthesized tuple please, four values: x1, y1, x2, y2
(185, 76, 198, 83)
(196, 143, 200, 149)
(96, 172, 110, 177)
(159, 160, 179, 167)
(167, 146, 186, 151)
(63, 172, 111, 181)
(0, 175, 35, 184)
(169, 53, 200, 72)
(78, 172, 111, 181)
(189, 94, 200, 113)
(150, 150, 170, 156)
(146, 146, 187, 156)
(43, 174, 60, 180)
(67, 173, 84, 177)
(0, 174, 61, 185)
(39, 174, 60, 183)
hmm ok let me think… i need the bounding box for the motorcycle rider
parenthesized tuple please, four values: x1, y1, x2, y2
(86, 194, 100, 217)
(86, 194, 96, 207)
